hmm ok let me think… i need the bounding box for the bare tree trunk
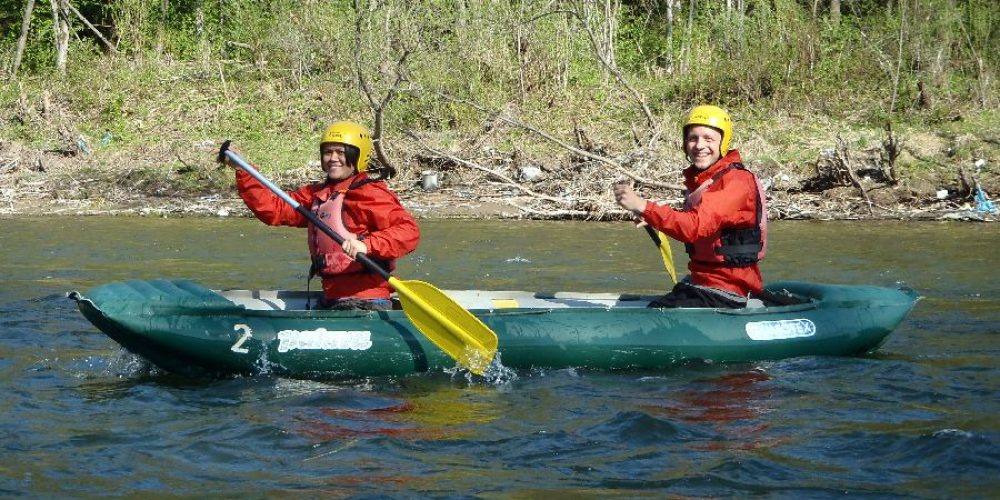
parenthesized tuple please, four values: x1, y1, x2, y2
(49, 0, 69, 75)
(558, 13, 570, 91)
(665, 0, 674, 71)
(570, 0, 619, 83)
(455, 0, 466, 29)
(682, 0, 695, 74)
(156, 0, 168, 56)
(196, 0, 206, 57)
(567, 0, 655, 129)
(889, 0, 906, 113)
(829, 0, 841, 27)
(602, 0, 618, 72)
(219, 0, 227, 59)
(515, 0, 527, 103)
(11, 0, 36, 79)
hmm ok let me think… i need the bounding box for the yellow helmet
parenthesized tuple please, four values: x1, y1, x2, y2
(684, 105, 733, 156)
(320, 121, 373, 172)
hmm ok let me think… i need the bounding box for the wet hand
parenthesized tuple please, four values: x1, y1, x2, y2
(342, 238, 367, 259)
(613, 182, 647, 215)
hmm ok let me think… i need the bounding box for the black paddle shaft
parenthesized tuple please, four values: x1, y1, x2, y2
(644, 224, 663, 246)
(293, 205, 392, 282)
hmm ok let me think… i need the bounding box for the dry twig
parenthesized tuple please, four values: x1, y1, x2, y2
(409, 132, 572, 206)
(426, 90, 681, 191)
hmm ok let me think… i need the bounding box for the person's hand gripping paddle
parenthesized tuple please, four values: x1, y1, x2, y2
(220, 143, 498, 375)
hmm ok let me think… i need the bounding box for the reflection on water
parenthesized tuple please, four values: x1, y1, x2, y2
(640, 368, 779, 452)
(297, 384, 500, 445)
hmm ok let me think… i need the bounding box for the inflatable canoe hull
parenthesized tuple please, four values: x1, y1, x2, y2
(70, 280, 919, 378)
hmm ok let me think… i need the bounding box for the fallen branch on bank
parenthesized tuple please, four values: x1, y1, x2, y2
(424, 90, 682, 191)
(835, 136, 875, 215)
(506, 201, 589, 219)
(409, 134, 572, 206)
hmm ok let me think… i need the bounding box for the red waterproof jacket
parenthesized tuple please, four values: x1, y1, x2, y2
(641, 150, 766, 296)
(236, 169, 420, 300)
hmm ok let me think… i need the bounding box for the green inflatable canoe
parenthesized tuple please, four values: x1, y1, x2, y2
(70, 280, 919, 379)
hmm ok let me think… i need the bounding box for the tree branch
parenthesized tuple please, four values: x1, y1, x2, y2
(426, 90, 681, 191)
(67, 1, 117, 54)
(352, 0, 413, 178)
(408, 131, 574, 206)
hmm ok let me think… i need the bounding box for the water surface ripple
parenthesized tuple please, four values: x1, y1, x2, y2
(1, 217, 998, 497)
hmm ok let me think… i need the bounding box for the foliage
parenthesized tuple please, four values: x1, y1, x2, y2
(0, 0, 996, 177)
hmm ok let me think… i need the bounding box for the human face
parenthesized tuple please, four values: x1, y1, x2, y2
(684, 125, 723, 170)
(320, 142, 356, 181)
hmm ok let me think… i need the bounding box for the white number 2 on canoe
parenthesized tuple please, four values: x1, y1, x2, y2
(231, 324, 253, 353)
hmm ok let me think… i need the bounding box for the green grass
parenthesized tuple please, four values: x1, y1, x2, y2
(1, 0, 996, 199)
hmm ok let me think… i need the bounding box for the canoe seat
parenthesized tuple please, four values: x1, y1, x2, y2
(218, 288, 655, 311)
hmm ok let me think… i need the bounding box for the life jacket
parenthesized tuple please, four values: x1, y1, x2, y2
(684, 163, 768, 267)
(307, 176, 392, 278)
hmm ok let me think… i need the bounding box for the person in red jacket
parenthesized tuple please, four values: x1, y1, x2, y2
(614, 105, 771, 308)
(223, 121, 420, 310)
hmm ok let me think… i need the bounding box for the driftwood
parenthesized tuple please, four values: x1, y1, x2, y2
(881, 122, 901, 184)
(409, 134, 572, 206)
(957, 165, 973, 197)
(427, 90, 681, 191)
(507, 201, 589, 219)
(834, 136, 874, 215)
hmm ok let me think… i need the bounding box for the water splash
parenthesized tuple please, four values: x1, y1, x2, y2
(481, 352, 518, 386)
(104, 348, 160, 378)
(445, 351, 518, 386)
(252, 343, 278, 376)
(933, 429, 974, 438)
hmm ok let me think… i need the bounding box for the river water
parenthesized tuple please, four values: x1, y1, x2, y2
(1, 217, 998, 497)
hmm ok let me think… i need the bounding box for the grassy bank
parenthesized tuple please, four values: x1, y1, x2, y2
(1, 1, 997, 218)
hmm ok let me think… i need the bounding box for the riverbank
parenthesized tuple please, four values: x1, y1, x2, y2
(3, 0, 998, 223)
(1, 134, 996, 222)
(3, 183, 997, 222)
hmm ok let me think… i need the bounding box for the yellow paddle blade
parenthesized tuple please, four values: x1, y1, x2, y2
(389, 277, 499, 375)
(655, 230, 678, 284)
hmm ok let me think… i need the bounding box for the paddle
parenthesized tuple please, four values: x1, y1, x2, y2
(219, 144, 498, 375)
(643, 225, 678, 284)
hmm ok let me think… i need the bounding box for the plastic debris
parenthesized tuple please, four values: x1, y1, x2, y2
(518, 166, 542, 182)
(421, 171, 440, 191)
(77, 136, 90, 155)
(974, 183, 998, 214)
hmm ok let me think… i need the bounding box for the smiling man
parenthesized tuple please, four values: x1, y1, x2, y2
(614, 105, 769, 308)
